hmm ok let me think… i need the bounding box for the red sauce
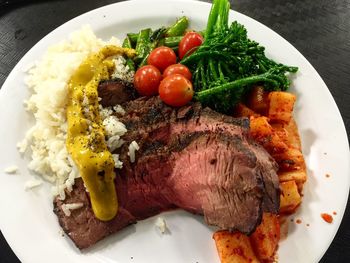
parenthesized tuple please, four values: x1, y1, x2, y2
(296, 219, 302, 224)
(321, 213, 333, 223)
(333, 211, 337, 215)
(279, 216, 289, 240)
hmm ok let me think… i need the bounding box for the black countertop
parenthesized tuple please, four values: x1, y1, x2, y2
(1, 0, 349, 262)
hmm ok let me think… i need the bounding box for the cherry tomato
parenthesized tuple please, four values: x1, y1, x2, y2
(178, 32, 204, 59)
(147, 46, 177, 72)
(163, 64, 192, 80)
(134, 65, 162, 96)
(159, 74, 194, 107)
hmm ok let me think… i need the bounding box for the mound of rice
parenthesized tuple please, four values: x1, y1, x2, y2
(18, 26, 133, 200)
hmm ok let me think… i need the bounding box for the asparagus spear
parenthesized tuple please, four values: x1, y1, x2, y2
(135, 28, 152, 65)
(122, 36, 135, 71)
(165, 16, 189, 37)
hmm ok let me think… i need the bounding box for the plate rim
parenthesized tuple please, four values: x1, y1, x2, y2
(0, 0, 349, 262)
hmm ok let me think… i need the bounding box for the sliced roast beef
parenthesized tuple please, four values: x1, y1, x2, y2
(249, 141, 280, 213)
(54, 180, 137, 250)
(164, 132, 265, 233)
(54, 97, 280, 249)
(97, 79, 137, 107)
(118, 97, 279, 213)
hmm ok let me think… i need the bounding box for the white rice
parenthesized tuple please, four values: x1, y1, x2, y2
(61, 203, 84, 216)
(113, 105, 126, 116)
(4, 165, 19, 174)
(112, 154, 124, 169)
(107, 136, 125, 153)
(59, 229, 65, 237)
(103, 115, 127, 137)
(18, 26, 132, 199)
(24, 179, 43, 190)
(102, 115, 127, 154)
(99, 106, 114, 120)
(155, 217, 168, 234)
(128, 141, 140, 163)
(112, 56, 134, 83)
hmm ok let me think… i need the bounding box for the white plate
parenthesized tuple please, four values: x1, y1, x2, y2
(0, 0, 349, 262)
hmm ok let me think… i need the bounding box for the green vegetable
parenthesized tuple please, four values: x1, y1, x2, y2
(166, 16, 189, 37)
(181, 0, 298, 113)
(122, 36, 135, 71)
(125, 16, 190, 70)
(127, 33, 138, 47)
(195, 68, 295, 107)
(150, 27, 167, 42)
(139, 28, 168, 67)
(205, 0, 230, 39)
(128, 29, 168, 47)
(164, 36, 183, 47)
(171, 46, 179, 53)
(135, 28, 152, 65)
(122, 36, 132, 48)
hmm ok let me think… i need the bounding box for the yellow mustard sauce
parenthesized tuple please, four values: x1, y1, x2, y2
(66, 45, 135, 221)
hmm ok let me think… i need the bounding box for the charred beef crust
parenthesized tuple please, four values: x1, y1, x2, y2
(54, 97, 280, 249)
(97, 79, 137, 107)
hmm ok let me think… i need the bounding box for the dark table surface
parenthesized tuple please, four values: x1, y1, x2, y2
(1, 0, 349, 262)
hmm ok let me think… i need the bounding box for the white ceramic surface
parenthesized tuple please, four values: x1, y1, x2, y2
(0, 1, 349, 262)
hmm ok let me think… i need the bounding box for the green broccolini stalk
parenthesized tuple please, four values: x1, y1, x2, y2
(181, 0, 298, 113)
